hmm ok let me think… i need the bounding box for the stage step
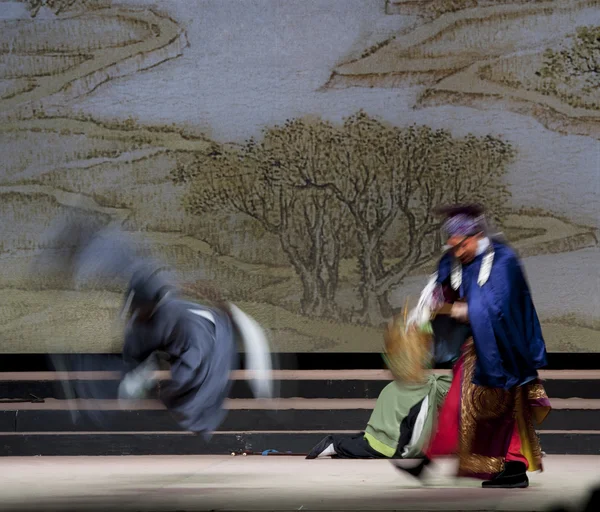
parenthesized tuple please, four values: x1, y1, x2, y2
(1, 431, 599, 457)
(0, 370, 599, 456)
(2, 370, 600, 399)
(0, 398, 599, 433)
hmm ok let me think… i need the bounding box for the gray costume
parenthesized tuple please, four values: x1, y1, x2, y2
(122, 294, 237, 434)
(36, 218, 272, 436)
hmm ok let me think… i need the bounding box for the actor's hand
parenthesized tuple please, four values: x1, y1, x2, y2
(451, 302, 469, 323)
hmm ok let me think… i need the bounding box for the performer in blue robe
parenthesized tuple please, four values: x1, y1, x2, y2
(36, 218, 273, 438)
(393, 204, 551, 489)
(434, 214, 548, 389)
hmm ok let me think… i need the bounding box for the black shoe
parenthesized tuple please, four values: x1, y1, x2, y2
(306, 435, 334, 459)
(391, 456, 431, 479)
(482, 461, 529, 489)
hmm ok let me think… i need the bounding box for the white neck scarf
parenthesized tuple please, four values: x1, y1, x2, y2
(451, 237, 494, 291)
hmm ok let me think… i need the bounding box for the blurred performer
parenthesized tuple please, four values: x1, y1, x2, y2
(393, 204, 551, 489)
(38, 218, 273, 437)
(307, 304, 455, 460)
(306, 373, 451, 460)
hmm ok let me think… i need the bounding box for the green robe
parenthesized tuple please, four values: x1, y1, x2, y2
(364, 373, 451, 458)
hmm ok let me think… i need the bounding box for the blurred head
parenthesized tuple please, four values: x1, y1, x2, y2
(121, 265, 175, 323)
(435, 204, 487, 264)
(447, 232, 484, 264)
(127, 295, 159, 323)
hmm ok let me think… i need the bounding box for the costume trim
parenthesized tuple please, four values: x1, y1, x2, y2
(363, 432, 395, 458)
(478, 244, 495, 286)
(450, 243, 495, 291)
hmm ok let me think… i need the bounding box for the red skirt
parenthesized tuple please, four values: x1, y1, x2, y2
(425, 339, 551, 479)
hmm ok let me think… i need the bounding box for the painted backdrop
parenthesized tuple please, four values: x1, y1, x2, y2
(0, 0, 598, 353)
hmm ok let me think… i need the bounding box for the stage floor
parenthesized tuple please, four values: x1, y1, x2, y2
(0, 455, 597, 511)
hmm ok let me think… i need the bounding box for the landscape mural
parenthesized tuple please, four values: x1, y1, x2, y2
(0, 0, 598, 353)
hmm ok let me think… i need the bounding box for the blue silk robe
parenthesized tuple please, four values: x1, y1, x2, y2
(436, 241, 548, 389)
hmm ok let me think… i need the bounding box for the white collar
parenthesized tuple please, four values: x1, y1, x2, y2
(476, 237, 490, 257)
(189, 309, 215, 325)
(450, 236, 495, 290)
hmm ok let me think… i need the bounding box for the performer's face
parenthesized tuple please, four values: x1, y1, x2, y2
(447, 233, 482, 264)
(128, 302, 156, 324)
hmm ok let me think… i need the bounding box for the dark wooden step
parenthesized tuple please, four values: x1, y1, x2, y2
(4, 369, 599, 380)
(0, 431, 598, 457)
(3, 352, 600, 371)
(0, 408, 372, 433)
(4, 379, 599, 400)
(2, 370, 599, 400)
(0, 398, 598, 433)
(0, 378, 392, 401)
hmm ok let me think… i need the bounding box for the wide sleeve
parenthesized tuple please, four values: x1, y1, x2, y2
(487, 252, 525, 317)
(158, 315, 211, 400)
(491, 255, 547, 370)
(122, 321, 164, 366)
(469, 247, 547, 388)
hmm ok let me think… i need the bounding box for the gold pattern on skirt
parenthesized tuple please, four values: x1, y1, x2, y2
(460, 454, 505, 476)
(458, 339, 492, 475)
(527, 382, 549, 401)
(469, 385, 512, 421)
(526, 382, 551, 425)
(457, 338, 549, 476)
(515, 387, 545, 471)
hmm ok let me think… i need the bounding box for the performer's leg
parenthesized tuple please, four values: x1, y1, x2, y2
(482, 420, 529, 488)
(424, 370, 461, 459)
(306, 435, 335, 459)
(505, 422, 529, 468)
(392, 358, 463, 479)
(307, 434, 384, 459)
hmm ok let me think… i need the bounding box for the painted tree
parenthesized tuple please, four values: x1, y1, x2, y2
(171, 126, 353, 318)
(286, 112, 513, 323)
(537, 26, 600, 87)
(535, 26, 600, 108)
(174, 113, 513, 325)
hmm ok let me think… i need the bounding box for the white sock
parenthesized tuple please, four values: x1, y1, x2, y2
(317, 443, 336, 458)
